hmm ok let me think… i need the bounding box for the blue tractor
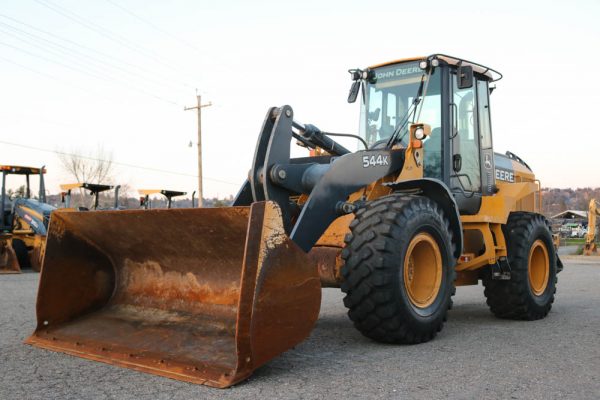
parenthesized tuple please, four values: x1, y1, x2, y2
(0, 165, 55, 273)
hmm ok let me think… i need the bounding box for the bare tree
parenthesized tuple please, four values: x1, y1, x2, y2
(58, 145, 115, 183)
(57, 146, 116, 208)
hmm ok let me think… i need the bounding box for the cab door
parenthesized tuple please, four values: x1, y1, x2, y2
(450, 71, 482, 215)
(476, 79, 495, 196)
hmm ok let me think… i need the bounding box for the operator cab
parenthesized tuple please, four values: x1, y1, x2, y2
(351, 54, 502, 215)
(0, 165, 47, 231)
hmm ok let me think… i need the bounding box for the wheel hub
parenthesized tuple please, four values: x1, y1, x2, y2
(528, 239, 549, 296)
(403, 233, 442, 308)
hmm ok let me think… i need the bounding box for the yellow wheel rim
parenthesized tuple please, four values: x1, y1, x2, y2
(528, 239, 549, 296)
(403, 233, 443, 308)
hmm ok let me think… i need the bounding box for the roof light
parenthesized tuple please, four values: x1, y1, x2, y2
(419, 60, 428, 70)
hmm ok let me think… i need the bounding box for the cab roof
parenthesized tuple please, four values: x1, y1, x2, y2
(368, 54, 502, 82)
(138, 189, 187, 197)
(60, 182, 114, 193)
(0, 165, 46, 175)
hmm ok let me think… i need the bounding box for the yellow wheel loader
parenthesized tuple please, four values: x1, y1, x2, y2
(0, 165, 54, 273)
(26, 54, 562, 388)
(138, 189, 187, 209)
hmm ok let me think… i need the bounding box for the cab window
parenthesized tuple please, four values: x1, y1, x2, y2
(452, 74, 481, 192)
(477, 80, 492, 149)
(360, 62, 443, 179)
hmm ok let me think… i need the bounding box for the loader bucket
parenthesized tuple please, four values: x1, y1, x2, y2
(0, 235, 20, 274)
(25, 202, 321, 388)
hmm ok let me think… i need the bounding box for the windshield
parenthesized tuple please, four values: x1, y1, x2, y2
(359, 61, 443, 178)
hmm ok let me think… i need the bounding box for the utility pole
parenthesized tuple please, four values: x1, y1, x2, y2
(184, 92, 211, 207)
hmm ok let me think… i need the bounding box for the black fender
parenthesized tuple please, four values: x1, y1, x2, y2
(385, 178, 463, 259)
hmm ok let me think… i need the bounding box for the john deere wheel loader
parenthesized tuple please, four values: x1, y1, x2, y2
(0, 165, 54, 273)
(27, 54, 562, 388)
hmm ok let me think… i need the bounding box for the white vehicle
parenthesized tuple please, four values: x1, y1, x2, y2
(569, 225, 586, 238)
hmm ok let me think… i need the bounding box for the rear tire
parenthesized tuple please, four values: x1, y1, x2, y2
(341, 194, 456, 344)
(483, 213, 557, 320)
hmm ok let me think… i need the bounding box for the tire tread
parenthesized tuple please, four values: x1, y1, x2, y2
(341, 193, 456, 344)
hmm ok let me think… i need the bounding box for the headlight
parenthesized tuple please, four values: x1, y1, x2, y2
(414, 127, 425, 140)
(419, 60, 428, 70)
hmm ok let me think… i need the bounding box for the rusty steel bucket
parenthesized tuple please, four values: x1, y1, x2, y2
(25, 201, 321, 388)
(0, 235, 20, 274)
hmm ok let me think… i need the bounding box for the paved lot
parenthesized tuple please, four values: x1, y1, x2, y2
(1, 257, 599, 400)
(557, 245, 579, 256)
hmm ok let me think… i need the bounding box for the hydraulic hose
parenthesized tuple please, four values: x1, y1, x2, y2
(292, 121, 350, 156)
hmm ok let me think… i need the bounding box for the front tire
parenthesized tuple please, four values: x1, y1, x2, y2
(483, 213, 557, 320)
(341, 194, 456, 344)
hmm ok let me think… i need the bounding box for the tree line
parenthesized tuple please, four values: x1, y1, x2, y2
(541, 187, 600, 217)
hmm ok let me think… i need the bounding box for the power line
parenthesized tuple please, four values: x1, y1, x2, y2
(103, 0, 202, 54)
(0, 110, 83, 129)
(0, 26, 184, 105)
(0, 139, 241, 187)
(0, 13, 194, 91)
(0, 54, 169, 111)
(0, 20, 190, 97)
(0, 40, 181, 107)
(0, 59, 233, 185)
(33, 0, 197, 83)
(0, 54, 103, 95)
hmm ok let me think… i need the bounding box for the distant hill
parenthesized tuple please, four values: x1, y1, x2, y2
(541, 188, 600, 218)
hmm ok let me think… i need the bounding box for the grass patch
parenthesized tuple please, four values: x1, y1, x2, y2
(565, 238, 586, 245)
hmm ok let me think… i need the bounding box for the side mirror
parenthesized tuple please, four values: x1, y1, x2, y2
(347, 80, 360, 103)
(457, 65, 474, 89)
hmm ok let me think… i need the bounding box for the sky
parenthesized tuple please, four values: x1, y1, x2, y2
(0, 0, 599, 199)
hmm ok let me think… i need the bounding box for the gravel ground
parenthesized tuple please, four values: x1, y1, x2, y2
(1, 256, 599, 400)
